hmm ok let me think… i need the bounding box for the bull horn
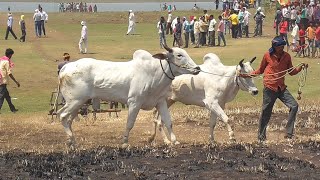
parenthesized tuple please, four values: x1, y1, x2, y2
(163, 43, 173, 53)
(239, 59, 244, 67)
(250, 57, 257, 64)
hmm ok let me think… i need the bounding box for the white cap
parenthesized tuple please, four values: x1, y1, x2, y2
(129, 10, 133, 13)
(257, 7, 261, 11)
(35, 9, 39, 12)
(8, 13, 12, 16)
(81, 21, 86, 25)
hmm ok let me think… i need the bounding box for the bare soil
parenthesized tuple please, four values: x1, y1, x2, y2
(1, 107, 319, 179)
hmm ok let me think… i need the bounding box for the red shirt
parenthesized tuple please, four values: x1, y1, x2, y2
(251, 51, 300, 92)
(279, 21, 288, 34)
(299, 29, 305, 44)
(316, 27, 320, 40)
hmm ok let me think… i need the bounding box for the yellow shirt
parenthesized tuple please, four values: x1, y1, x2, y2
(229, 14, 239, 25)
(0, 60, 11, 85)
(306, 27, 315, 40)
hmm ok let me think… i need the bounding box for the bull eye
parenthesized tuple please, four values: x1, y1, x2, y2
(177, 54, 183, 58)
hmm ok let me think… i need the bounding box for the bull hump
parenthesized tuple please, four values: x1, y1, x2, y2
(133, 50, 153, 60)
(203, 53, 222, 66)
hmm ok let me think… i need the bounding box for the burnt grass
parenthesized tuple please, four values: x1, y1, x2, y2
(1, 141, 319, 179)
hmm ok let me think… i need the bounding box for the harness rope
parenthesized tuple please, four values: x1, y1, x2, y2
(200, 63, 308, 100)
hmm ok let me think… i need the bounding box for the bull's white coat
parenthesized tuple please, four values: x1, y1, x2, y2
(149, 53, 258, 144)
(57, 47, 200, 148)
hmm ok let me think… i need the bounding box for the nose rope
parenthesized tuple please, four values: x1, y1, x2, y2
(159, 59, 175, 80)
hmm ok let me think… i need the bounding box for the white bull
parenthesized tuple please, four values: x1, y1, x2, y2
(57, 45, 200, 149)
(149, 53, 258, 144)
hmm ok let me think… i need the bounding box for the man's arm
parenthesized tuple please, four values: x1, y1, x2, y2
(9, 74, 20, 87)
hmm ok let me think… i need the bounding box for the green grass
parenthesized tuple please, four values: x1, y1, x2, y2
(0, 9, 319, 114)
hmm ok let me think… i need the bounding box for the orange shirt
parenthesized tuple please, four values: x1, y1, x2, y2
(306, 27, 315, 40)
(251, 51, 300, 92)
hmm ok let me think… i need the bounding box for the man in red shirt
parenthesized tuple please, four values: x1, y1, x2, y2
(315, 23, 320, 58)
(242, 36, 308, 143)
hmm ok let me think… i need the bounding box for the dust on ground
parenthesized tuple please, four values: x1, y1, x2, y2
(1, 105, 319, 179)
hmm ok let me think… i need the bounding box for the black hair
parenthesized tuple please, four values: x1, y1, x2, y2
(5, 48, 14, 57)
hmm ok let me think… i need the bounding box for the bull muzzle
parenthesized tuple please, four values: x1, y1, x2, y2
(192, 66, 201, 75)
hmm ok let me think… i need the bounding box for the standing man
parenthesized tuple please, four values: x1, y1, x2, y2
(126, 10, 135, 35)
(5, 13, 17, 40)
(182, 17, 190, 48)
(166, 11, 173, 35)
(39, 7, 48, 37)
(0, 48, 20, 113)
(274, 7, 283, 36)
(189, 16, 195, 45)
(253, 8, 265, 37)
(79, 21, 88, 54)
(33, 9, 42, 37)
(244, 36, 307, 143)
(19, 15, 26, 42)
(208, 15, 217, 46)
(157, 16, 167, 48)
(243, 7, 251, 38)
(194, 17, 200, 48)
(217, 15, 226, 46)
(228, 10, 239, 39)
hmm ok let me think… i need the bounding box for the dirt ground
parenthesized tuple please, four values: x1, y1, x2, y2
(1, 105, 319, 179)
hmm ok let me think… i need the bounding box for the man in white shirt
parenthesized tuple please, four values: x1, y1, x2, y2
(208, 15, 217, 46)
(282, 5, 291, 31)
(126, 10, 135, 35)
(166, 11, 173, 35)
(33, 9, 42, 37)
(39, 7, 48, 37)
(243, 7, 251, 38)
(79, 21, 88, 54)
(5, 13, 17, 40)
(194, 17, 200, 48)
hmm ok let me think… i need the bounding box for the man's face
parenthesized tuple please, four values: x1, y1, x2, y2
(275, 46, 285, 53)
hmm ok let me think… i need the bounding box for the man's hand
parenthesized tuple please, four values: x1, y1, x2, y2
(239, 73, 253, 78)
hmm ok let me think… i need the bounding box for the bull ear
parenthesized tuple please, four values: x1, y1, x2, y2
(163, 43, 173, 53)
(152, 53, 167, 60)
(250, 57, 256, 64)
(239, 59, 244, 68)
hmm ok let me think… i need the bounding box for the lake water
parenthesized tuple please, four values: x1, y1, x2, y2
(0, 2, 222, 13)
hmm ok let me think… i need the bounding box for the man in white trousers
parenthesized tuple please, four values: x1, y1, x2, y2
(126, 10, 135, 35)
(79, 21, 88, 54)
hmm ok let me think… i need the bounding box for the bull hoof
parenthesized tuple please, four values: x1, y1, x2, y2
(121, 143, 130, 149)
(148, 136, 155, 144)
(173, 141, 180, 145)
(164, 139, 171, 146)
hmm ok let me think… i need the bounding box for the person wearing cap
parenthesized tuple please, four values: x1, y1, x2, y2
(5, 13, 18, 40)
(126, 10, 135, 35)
(242, 36, 308, 143)
(193, 17, 201, 48)
(0, 48, 20, 113)
(79, 21, 88, 54)
(33, 9, 42, 37)
(19, 15, 26, 42)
